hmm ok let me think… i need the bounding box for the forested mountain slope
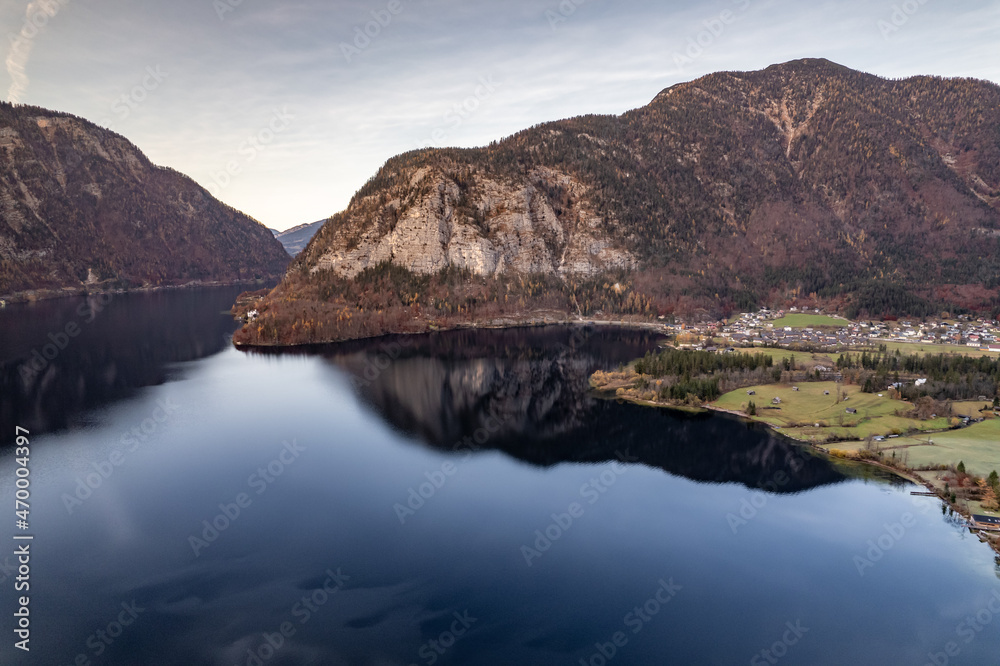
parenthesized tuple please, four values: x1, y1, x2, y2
(236, 59, 1000, 345)
(0, 103, 289, 297)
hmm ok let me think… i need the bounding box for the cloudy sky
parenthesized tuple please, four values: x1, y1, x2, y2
(2, 0, 998, 231)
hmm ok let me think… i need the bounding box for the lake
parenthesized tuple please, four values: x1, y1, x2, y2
(1, 287, 999, 665)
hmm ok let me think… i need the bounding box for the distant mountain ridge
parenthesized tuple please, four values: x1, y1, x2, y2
(229, 58, 1000, 345)
(0, 103, 290, 297)
(275, 220, 324, 256)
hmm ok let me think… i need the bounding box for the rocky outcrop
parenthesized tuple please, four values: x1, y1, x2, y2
(239, 58, 1000, 346)
(0, 103, 290, 297)
(294, 59, 1000, 300)
(309, 166, 635, 279)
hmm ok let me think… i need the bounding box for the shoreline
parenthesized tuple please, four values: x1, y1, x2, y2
(233, 313, 672, 349)
(232, 312, 1000, 556)
(1, 277, 282, 305)
(596, 386, 1000, 555)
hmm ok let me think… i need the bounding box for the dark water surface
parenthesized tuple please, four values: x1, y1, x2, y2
(1, 288, 998, 665)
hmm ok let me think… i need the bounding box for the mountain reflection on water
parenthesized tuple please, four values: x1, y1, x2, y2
(262, 326, 851, 493)
(0, 286, 248, 437)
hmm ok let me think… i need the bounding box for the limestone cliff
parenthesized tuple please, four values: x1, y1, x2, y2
(307, 165, 635, 279)
(237, 58, 1000, 346)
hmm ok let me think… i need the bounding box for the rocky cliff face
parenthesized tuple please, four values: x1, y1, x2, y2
(238, 59, 1000, 346)
(0, 103, 289, 297)
(310, 165, 636, 279)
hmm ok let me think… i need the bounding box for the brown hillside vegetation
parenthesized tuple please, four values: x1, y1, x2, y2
(237, 59, 1000, 346)
(0, 103, 290, 297)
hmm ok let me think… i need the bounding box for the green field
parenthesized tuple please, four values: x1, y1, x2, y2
(872, 340, 1000, 359)
(952, 401, 996, 418)
(713, 381, 999, 476)
(712, 382, 949, 443)
(771, 314, 850, 328)
(877, 419, 1000, 477)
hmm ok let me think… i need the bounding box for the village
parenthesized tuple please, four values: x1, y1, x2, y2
(667, 307, 1000, 353)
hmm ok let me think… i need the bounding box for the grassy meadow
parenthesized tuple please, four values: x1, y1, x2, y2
(770, 314, 850, 328)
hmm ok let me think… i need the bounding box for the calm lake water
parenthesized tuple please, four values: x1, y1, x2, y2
(1, 287, 999, 665)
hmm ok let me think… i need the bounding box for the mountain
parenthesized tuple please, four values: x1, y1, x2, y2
(235, 59, 1000, 346)
(275, 220, 325, 256)
(0, 103, 290, 298)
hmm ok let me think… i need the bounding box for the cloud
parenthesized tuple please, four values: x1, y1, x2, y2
(5, 0, 69, 103)
(6, 0, 998, 230)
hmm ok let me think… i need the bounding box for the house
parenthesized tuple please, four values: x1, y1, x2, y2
(772, 397, 782, 405)
(747, 390, 756, 396)
(846, 408, 857, 414)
